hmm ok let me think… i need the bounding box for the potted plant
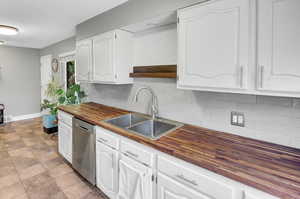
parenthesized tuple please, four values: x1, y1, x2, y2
(41, 81, 87, 134)
(41, 80, 61, 134)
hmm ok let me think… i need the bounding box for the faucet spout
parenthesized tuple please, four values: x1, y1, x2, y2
(133, 87, 159, 120)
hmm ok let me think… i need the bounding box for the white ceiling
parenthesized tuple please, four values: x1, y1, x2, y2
(0, 0, 128, 49)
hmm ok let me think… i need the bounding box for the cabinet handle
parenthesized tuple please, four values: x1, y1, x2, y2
(125, 151, 139, 158)
(97, 138, 108, 143)
(176, 174, 198, 186)
(239, 66, 244, 88)
(111, 154, 114, 169)
(259, 65, 264, 88)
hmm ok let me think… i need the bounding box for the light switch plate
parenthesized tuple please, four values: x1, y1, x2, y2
(231, 112, 245, 127)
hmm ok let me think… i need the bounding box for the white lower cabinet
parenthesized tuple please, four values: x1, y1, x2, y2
(96, 141, 119, 199)
(118, 155, 153, 199)
(58, 121, 72, 163)
(157, 173, 210, 199)
(94, 126, 278, 199)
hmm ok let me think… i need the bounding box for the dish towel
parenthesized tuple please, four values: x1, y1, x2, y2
(118, 160, 145, 199)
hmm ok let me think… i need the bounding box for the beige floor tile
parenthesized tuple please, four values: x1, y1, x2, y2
(18, 163, 46, 180)
(63, 182, 93, 199)
(8, 147, 35, 158)
(43, 156, 65, 170)
(0, 159, 17, 178)
(0, 118, 105, 199)
(0, 173, 20, 189)
(55, 172, 83, 190)
(0, 182, 26, 199)
(49, 164, 73, 178)
(13, 156, 40, 171)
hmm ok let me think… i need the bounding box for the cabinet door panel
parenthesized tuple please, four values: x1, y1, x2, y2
(118, 156, 153, 199)
(257, 0, 300, 92)
(157, 173, 211, 199)
(92, 32, 115, 82)
(76, 40, 92, 82)
(58, 121, 72, 163)
(178, 0, 249, 90)
(96, 142, 118, 199)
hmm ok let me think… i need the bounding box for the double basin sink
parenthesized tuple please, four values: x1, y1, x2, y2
(104, 113, 183, 140)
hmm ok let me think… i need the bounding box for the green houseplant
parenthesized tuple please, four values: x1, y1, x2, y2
(41, 81, 87, 134)
(41, 80, 61, 133)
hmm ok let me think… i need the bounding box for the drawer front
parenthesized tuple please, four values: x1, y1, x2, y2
(58, 111, 73, 126)
(158, 156, 243, 199)
(121, 141, 153, 167)
(96, 126, 119, 150)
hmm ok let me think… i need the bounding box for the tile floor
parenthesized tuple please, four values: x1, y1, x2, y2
(0, 118, 107, 199)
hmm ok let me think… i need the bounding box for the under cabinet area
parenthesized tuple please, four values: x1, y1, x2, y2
(57, 111, 73, 163)
(76, 29, 133, 84)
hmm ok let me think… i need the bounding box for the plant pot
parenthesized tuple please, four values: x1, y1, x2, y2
(43, 114, 58, 134)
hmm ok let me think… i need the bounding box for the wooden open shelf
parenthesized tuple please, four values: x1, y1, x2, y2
(129, 65, 177, 78)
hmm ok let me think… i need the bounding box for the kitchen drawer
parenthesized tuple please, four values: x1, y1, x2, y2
(121, 140, 153, 167)
(58, 111, 73, 126)
(158, 156, 243, 199)
(96, 126, 119, 150)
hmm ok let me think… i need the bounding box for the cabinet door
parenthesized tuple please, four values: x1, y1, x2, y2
(92, 32, 116, 83)
(157, 173, 211, 199)
(58, 121, 72, 163)
(76, 39, 92, 82)
(58, 122, 65, 158)
(178, 0, 250, 90)
(118, 156, 153, 199)
(65, 126, 72, 163)
(257, 0, 300, 93)
(96, 142, 118, 199)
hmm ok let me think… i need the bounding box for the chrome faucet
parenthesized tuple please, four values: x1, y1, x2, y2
(133, 87, 159, 120)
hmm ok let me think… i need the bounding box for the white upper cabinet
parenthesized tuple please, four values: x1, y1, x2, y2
(177, 0, 250, 91)
(257, 0, 300, 93)
(76, 39, 92, 82)
(92, 31, 115, 83)
(76, 29, 133, 84)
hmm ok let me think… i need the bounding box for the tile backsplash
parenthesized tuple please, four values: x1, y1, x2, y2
(84, 78, 300, 149)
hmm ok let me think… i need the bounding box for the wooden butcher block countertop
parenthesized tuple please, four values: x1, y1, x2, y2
(58, 102, 300, 199)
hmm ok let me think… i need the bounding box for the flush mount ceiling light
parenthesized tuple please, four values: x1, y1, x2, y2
(0, 25, 19, 35)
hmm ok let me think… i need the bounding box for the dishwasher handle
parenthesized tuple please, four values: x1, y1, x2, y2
(79, 125, 89, 131)
(74, 118, 94, 133)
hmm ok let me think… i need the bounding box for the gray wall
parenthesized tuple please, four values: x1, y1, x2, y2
(0, 46, 40, 118)
(76, 0, 206, 40)
(40, 36, 76, 58)
(40, 36, 76, 84)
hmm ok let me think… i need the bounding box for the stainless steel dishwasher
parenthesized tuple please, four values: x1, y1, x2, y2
(73, 118, 96, 185)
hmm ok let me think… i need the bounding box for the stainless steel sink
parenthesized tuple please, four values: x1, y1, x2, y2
(105, 113, 183, 140)
(105, 113, 148, 128)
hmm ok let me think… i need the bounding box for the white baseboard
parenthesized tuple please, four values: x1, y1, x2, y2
(10, 112, 42, 122)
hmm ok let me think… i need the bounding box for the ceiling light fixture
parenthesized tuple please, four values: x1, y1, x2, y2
(0, 41, 4, 45)
(0, 25, 19, 35)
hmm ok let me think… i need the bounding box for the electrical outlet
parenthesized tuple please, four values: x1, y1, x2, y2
(231, 112, 245, 127)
